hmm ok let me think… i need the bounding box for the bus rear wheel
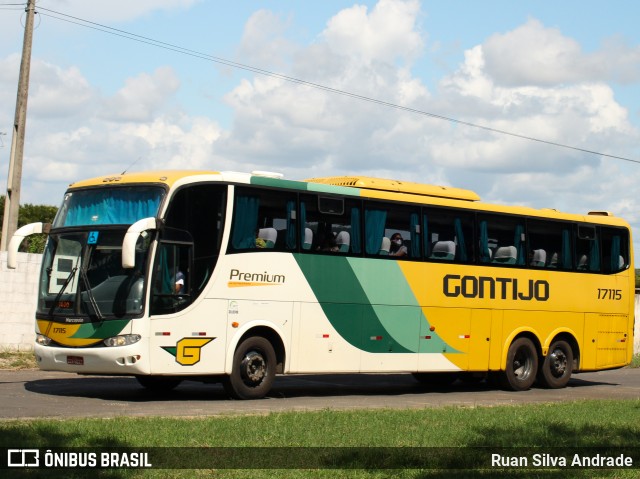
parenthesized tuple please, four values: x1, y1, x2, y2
(499, 337, 538, 391)
(224, 336, 276, 400)
(538, 340, 573, 389)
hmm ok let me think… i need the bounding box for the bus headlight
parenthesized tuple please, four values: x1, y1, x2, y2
(36, 334, 52, 346)
(103, 334, 141, 347)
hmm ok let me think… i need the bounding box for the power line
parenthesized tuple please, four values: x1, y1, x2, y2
(32, 6, 640, 165)
(0, 2, 26, 9)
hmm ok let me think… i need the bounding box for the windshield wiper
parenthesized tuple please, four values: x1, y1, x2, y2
(48, 266, 78, 318)
(79, 267, 104, 321)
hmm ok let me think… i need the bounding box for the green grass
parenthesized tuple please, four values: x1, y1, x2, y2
(1, 350, 638, 477)
(2, 400, 639, 447)
(2, 400, 639, 478)
(0, 348, 37, 369)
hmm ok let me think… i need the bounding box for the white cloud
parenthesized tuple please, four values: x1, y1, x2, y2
(100, 67, 181, 122)
(483, 18, 640, 86)
(321, 0, 424, 65)
(0, 51, 220, 204)
(29, 60, 94, 118)
(121, 115, 222, 170)
(217, 0, 432, 177)
(22, 112, 223, 192)
(238, 10, 296, 70)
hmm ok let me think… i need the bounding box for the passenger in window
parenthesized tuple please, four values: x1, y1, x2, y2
(318, 234, 339, 252)
(389, 233, 407, 257)
(175, 270, 185, 294)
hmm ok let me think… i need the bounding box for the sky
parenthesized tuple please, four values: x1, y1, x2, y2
(1, 0, 640, 256)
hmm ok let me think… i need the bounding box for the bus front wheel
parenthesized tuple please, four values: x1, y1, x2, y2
(224, 336, 276, 400)
(538, 340, 573, 389)
(500, 337, 538, 391)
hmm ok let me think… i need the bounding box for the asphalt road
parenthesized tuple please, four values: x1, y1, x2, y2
(0, 368, 638, 419)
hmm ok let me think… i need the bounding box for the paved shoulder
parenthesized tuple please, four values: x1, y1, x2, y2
(0, 368, 638, 419)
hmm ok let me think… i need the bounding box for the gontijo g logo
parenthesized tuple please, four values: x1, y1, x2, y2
(162, 337, 215, 365)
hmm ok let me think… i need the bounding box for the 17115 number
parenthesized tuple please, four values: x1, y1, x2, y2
(597, 289, 622, 300)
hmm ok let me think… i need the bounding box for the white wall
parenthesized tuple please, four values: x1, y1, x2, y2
(1, 251, 639, 354)
(0, 251, 41, 351)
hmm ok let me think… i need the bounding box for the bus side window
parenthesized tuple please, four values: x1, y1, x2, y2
(300, 194, 362, 255)
(231, 188, 298, 252)
(478, 214, 525, 266)
(150, 240, 192, 315)
(362, 201, 418, 259)
(601, 227, 629, 273)
(426, 208, 472, 262)
(527, 219, 572, 270)
(575, 225, 600, 272)
(163, 184, 226, 299)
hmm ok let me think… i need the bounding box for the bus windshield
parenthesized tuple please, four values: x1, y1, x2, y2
(37, 229, 152, 321)
(53, 186, 165, 227)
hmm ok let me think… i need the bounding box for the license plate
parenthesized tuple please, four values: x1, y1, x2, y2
(67, 356, 84, 365)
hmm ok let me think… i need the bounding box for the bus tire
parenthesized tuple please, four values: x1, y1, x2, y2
(500, 337, 538, 391)
(224, 336, 276, 400)
(136, 376, 182, 391)
(538, 340, 573, 389)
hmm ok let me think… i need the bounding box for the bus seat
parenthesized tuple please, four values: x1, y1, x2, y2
(336, 231, 350, 253)
(379, 237, 390, 255)
(492, 246, 517, 264)
(577, 255, 588, 270)
(258, 228, 277, 248)
(548, 252, 558, 268)
(530, 249, 546, 267)
(303, 228, 313, 250)
(619, 255, 625, 269)
(429, 241, 456, 260)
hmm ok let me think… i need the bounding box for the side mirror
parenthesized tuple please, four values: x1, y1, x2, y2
(122, 217, 160, 269)
(7, 222, 50, 269)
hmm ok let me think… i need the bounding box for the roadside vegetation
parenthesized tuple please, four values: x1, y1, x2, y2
(0, 196, 57, 253)
(1, 400, 639, 478)
(0, 348, 37, 369)
(1, 350, 639, 478)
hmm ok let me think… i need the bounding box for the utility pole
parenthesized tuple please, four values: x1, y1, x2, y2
(1, 0, 36, 251)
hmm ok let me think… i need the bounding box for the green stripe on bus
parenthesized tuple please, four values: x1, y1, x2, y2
(294, 255, 453, 353)
(250, 176, 311, 191)
(71, 319, 130, 339)
(250, 175, 361, 197)
(305, 183, 361, 196)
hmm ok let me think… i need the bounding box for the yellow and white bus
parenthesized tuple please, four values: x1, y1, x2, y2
(9, 170, 635, 399)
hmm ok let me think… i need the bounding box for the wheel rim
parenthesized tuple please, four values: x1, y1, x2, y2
(240, 350, 267, 386)
(548, 348, 568, 378)
(513, 346, 534, 380)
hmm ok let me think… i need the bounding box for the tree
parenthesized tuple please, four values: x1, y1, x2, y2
(0, 195, 58, 253)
